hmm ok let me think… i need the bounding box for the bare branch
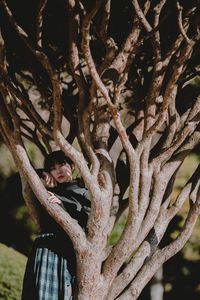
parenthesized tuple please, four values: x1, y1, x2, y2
(176, 1, 192, 45)
(1, 0, 98, 193)
(81, 2, 116, 110)
(94, 0, 118, 75)
(163, 6, 197, 67)
(0, 30, 52, 139)
(108, 241, 151, 300)
(138, 143, 153, 217)
(1, 1, 200, 298)
(132, 0, 152, 32)
(147, 165, 200, 251)
(99, 0, 110, 39)
(0, 0, 62, 130)
(102, 152, 141, 284)
(67, 0, 100, 176)
(129, 170, 168, 253)
(118, 189, 200, 299)
(162, 94, 180, 148)
(152, 116, 199, 167)
(168, 164, 200, 216)
(151, 0, 166, 60)
(82, 5, 136, 154)
(21, 123, 48, 156)
(1, 29, 52, 142)
(110, 17, 141, 75)
(174, 125, 200, 160)
(139, 41, 194, 153)
(6, 79, 52, 137)
(144, 1, 166, 131)
(80, 1, 139, 229)
(35, 0, 47, 46)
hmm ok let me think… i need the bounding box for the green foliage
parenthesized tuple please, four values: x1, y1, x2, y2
(173, 154, 200, 261)
(175, 154, 200, 189)
(0, 142, 44, 179)
(0, 243, 27, 300)
(12, 205, 36, 234)
(0, 145, 16, 178)
(191, 76, 200, 87)
(108, 212, 127, 246)
(11, 205, 38, 254)
(182, 217, 200, 261)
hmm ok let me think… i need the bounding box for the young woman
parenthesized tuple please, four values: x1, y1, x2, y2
(22, 150, 90, 300)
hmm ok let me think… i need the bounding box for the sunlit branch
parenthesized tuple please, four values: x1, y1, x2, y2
(67, 0, 100, 176)
(132, 0, 152, 32)
(35, 0, 47, 47)
(118, 189, 200, 300)
(176, 1, 192, 44)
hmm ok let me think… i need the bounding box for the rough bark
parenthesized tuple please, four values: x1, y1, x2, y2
(0, 0, 200, 299)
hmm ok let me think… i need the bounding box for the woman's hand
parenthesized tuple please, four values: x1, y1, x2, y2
(47, 191, 62, 204)
(41, 172, 58, 188)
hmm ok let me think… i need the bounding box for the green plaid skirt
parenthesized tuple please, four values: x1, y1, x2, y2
(21, 233, 76, 300)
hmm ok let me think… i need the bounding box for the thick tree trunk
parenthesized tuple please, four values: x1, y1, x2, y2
(0, 0, 200, 299)
(76, 254, 109, 300)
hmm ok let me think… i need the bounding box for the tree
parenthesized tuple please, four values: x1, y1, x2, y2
(0, 0, 200, 299)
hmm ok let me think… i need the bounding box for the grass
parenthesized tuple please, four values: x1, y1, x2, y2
(0, 243, 27, 300)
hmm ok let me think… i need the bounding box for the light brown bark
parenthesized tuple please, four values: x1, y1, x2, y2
(0, 1, 200, 298)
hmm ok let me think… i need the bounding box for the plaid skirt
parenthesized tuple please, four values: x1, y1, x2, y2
(21, 233, 76, 300)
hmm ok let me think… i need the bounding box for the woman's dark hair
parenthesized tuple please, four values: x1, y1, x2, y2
(44, 150, 73, 172)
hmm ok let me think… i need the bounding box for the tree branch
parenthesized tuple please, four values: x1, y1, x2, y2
(67, 0, 100, 176)
(1, 0, 62, 130)
(119, 185, 200, 299)
(35, 0, 47, 46)
(176, 1, 192, 45)
(138, 41, 194, 153)
(132, 0, 152, 32)
(11, 134, 88, 252)
(108, 241, 151, 300)
(6, 78, 52, 137)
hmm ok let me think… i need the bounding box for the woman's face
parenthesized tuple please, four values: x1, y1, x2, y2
(50, 162, 73, 184)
